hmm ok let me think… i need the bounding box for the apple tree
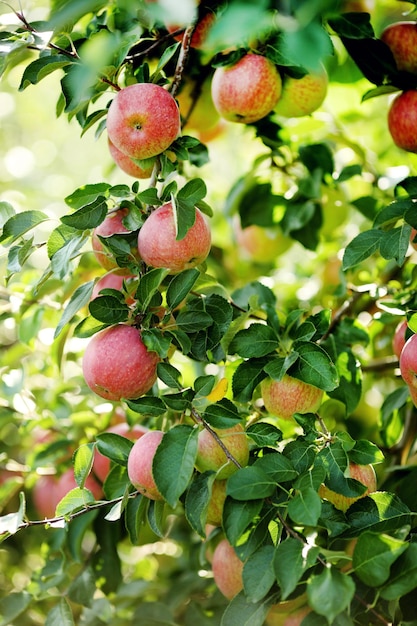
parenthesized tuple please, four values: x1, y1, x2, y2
(1, 0, 417, 624)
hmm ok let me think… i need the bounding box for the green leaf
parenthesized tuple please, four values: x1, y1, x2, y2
(173, 199, 197, 241)
(349, 440, 385, 466)
(88, 294, 130, 324)
(246, 423, 282, 448)
(96, 433, 134, 466)
(342, 229, 384, 270)
(379, 224, 411, 266)
(184, 471, 216, 537)
(254, 453, 298, 484)
(352, 531, 408, 586)
(291, 342, 339, 392)
(345, 492, 412, 537)
(50, 232, 87, 278)
(54, 281, 94, 338)
(226, 466, 277, 501)
(307, 567, 355, 624)
(141, 328, 173, 359)
(380, 543, 417, 601)
(166, 268, 200, 310)
(19, 54, 75, 90)
(125, 495, 149, 545)
(68, 567, 96, 607)
(73, 443, 95, 489)
(0, 210, 49, 245)
(287, 487, 322, 526)
(232, 357, 269, 403)
(274, 538, 319, 599)
(154, 41, 181, 74)
(243, 545, 275, 603)
(157, 362, 182, 389)
(223, 498, 264, 546)
(0, 591, 32, 626)
(55, 487, 97, 517)
(0, 492, 25, 538)
(153, 425, 198, 508)
(45, 597, 75, 626)
(0, 201, 15, 227)
(177, 178, 207, 205)
(136, 268, 169, 310)
(65, 182, 111, 209)
(202, 398, 241, 429)
(125, 396, 166, 417)
(220, 591, 273, 626)
(229, 324, 280, 358)
(61, 196, 108, 230)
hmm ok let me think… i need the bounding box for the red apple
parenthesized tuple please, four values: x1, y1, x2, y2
(195, 423, 250, 480)
(137, 202, 211, 274)
(392, 319, 408, 360)
(235, 221, 293, 263)
(206, 479, 227, 526)
(318, 462, 377, 512)
(211, 53, 282, 124)
(274, 64, 328, 118)
(261, 374, 324, 421)
(108, 138, 154, 179)
(127, 429, 164, 501)
(380, 21, 417, 74)
(82, 324, 160, 401)
(212, 538, 244, 599)
(93, 422, 148, 483)
(91, 271, 136, 303)
(400, 332, 417, 405)
(106, 83, 181, 160)
(387, 90, 417, 153)
(168, 11, 216, 49)
(91, 208, 138, 272)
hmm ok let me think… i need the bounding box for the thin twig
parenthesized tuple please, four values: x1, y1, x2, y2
(190, 407, 243, 469)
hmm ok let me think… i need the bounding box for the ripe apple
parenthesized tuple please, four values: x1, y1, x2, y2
(82, 324, 160, 401)
(167, 11, 216, 49)
(261, 374, 324, 421)
(195, 423, 250, 480)
(108, 138, 154, 179)
(392, 319, 408, 360)
(91, 208, 139, 272)
(137, 202, 211, 274)
(235, 220, 292, 263)
(318, 462, 377, 512)
(206, 478, 227, 526)
(93, 422, 148, 483)
(211, 53, 282, 124)
(91, 271, 136, 304)
(33, 468, 103, 519)
(274, 64, 328, 118)
(410, 227, 417, 250)
(176, 76, 220, 133)
(127, 429, 164, 501)
(212, 538, 244, 599)
(399, 332, 417, 405)
(380, 21, 417, 74)
(266, 600, 311, 626)
(387, 90, 417, 153)
(106, 82, 181, 160)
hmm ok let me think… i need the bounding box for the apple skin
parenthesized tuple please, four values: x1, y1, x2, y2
(235, 221, 292, 263)
(410, 227, 417, 250)
(127, 429, 164, 501)
(206, 479, 227, 526)
(261, 374, 324, 421)
(176, 76, 220, 133)
(82, 324, 160, 401)
(108, 138, 154, 179)
(91, 271, 136, 304)
(392, 319, 408, 360)
(388, 90, 417, 153)
(212, 538, 244, 599)
(93, 422, 148, 483)
(266, 601, 311, 626)
(211, 53, 282, 124)
(400, 332, 417, 405)
(92, 208, 138, 272)
(380, 21, 417, 74)
(137, 202, 211, 274)
(318, 462, 377, 513)
(168, 12, 216, 49)
(274, 65, 328, 118)
(33, 468, 103, 520)
(106, 83, 181, 160)
(195, 423, 250, 480)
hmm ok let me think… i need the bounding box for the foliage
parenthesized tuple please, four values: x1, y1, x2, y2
(1, 0, 417, 624)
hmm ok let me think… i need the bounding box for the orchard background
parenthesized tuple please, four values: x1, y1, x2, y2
(2, 0, 417, 624)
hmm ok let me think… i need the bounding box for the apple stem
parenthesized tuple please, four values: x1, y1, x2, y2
(190, 407, 243, 469)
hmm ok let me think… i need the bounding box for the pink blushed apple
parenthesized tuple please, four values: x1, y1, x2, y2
(137, 202, 211, 274)
(106, 83, 181, 160)
(127, 429, 164, 501)
(93, 422, 148, 483)
(261, 374, 323, 421)
(318, 462, 377, 513)
(92, 208, 138, 272)
(211, 53, 282, 124)
(195, 423, 250, 480)
(400, 332, 417, 405)
(212, 538, 244, 599)
(392, 319, 408, 360)
(380, 21, 417, 74)
(274, 65, 328, 118)
(91, 271, 136, 303)
(108, 138, 154, 179)
(82, 324, 160, 401)
(387, 90, 417, 153)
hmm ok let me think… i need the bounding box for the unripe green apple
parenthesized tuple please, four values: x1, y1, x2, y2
(82, 324, 160, 401)
(195, 423, 250, 479)
(106, 83, 181, 160)
(235, 221, 292, 263)
(108, 138, 154, 179)
(387, 90, 417, 153)
(91, 208, 139, 272)
(261, 374, 323, 421)
(399, 332, 417, 405)
(318, 462, 377, 512)
(211, 53, 282, 124)
(392, 319, 408, 360)
(274, 65, 328, 118)
(93, 422, 148, 483)
(212, 538, 244, 599)
(380, 21, 417, 74)
(206, 479, 227, 526)
(127, 429, 164, 501)
(137, 202, 211, 274)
